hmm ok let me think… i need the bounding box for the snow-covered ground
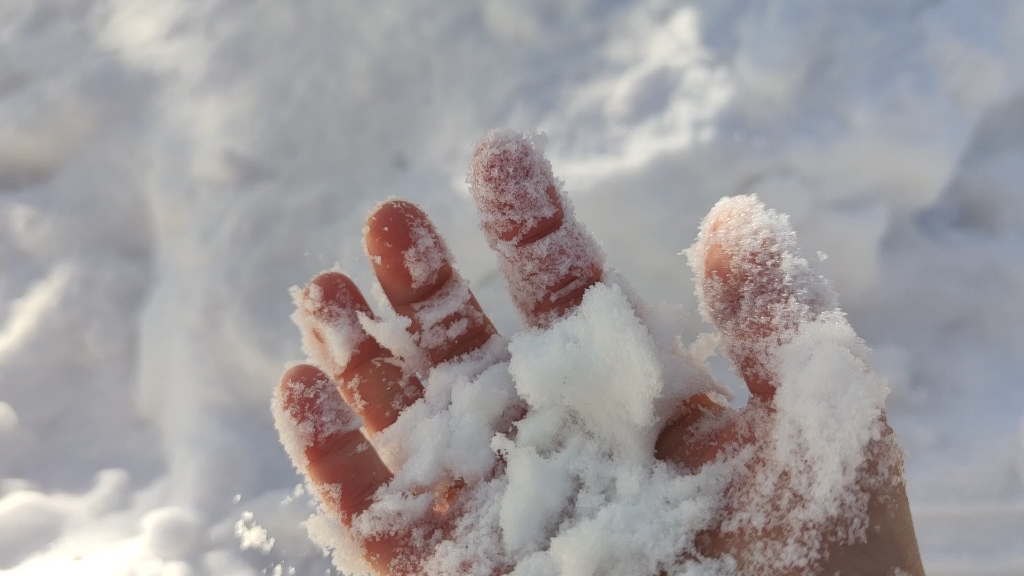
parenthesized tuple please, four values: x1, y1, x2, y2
(0, 0, 1023, 574)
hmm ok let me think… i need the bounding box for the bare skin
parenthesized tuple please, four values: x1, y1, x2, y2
(275, 137, 926, 575)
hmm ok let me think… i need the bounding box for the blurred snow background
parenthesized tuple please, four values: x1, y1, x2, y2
(0, 0, 1023, 574)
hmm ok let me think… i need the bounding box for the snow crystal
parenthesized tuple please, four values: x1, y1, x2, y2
(468, 129, 606, 327)
(406, 274, 479, 356)
(271, 368, 363, 470)
(289, 267, 369, 378)
(358, 312, 428, 376)
(234, 511, 276, 553)
(402, 215, 449, 291)
(685, 194, 837, 395)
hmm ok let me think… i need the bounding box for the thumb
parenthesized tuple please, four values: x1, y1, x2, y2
(688, 194, 837, 398)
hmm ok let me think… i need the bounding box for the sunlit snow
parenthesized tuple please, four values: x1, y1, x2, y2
(1, 1, 1023, 574)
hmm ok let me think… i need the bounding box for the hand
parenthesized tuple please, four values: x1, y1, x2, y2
(272, 130, 926, 575)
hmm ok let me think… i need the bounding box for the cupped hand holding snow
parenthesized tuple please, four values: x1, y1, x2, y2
(271, 130, 926, 575)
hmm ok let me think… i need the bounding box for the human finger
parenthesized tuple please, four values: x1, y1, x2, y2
(467, 129, 605, 328)
(273, 364, 414, 574)
(467, 130, 741, 471)
(689, 195, 835, 398)
(273, 364, 392, 521)
(653, 392, 739, 469)
(293, 271, 423, 435)
(364, 200, 498, 366)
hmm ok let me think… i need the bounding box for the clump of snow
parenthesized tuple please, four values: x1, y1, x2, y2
(773, 314, 890, 515)
(234, 511, 275, 553)
(289, 269, 368, 378)
(358, 335, 517, 490)
(402, 216, 449, 291)
(508, 281, 703, 456)
(304, 279, 729, 575)
(717, 311, 893, 572)
(686, 194, 837, 393)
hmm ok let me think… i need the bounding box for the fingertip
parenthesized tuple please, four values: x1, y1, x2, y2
(293, 271, 382, 380)
(467, 129, 605, 327)
(364, 200, 453, 306)
(296, 269, 425, 433)
(690, 195, 835, 399)
(698, 233, 744, 330)
(281, 362, 328, 391)
(274, 364, 391, 522)
(276, 364, 357, 434)
(468, 129, 563, 246)
(697, 200, 747, 283)
(365, 199, 424, 242)
(274, 364, 362, 467)
(305, 271, 374, 321)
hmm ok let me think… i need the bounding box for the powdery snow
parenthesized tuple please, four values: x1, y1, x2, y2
(1, 0, 1023, 574)
(282, 192, 896, 575)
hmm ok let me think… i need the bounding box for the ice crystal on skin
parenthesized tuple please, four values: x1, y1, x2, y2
(359, 311, 429, 377)
(358, 265, 486, 376)
(403, 216, 448, 290)
(408, 275, 479, 356)
(271, 368, 363, 470)
(686, 194, 838, 395)
(289, 267, 369, 378)
(363, 199, 492, 367)
(687, 195, 892, 574)
(468, 129, 605, 327)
